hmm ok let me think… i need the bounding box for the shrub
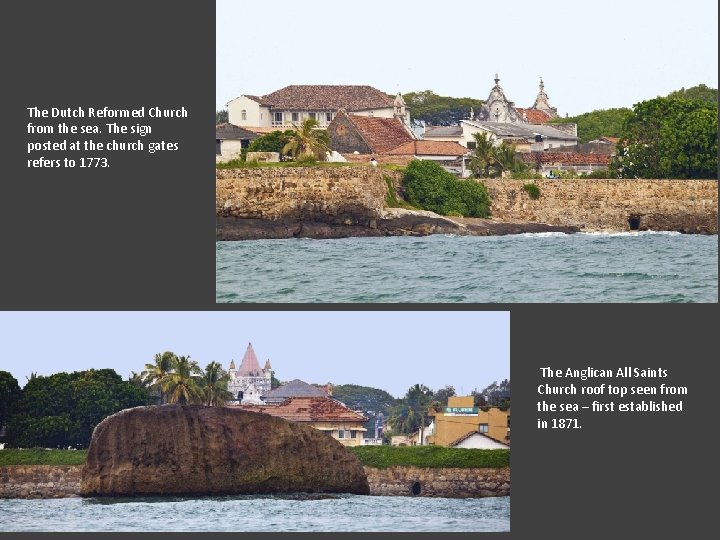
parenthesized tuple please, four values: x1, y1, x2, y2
(349, 446, 509, 469)
(522, 183, 541, 199)
(403, 160, 490, 218)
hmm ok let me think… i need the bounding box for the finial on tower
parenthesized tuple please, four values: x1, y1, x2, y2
(539, 76, 544, 92)
(494, 73, 500, 86)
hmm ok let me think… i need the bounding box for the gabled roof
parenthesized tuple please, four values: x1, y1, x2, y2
(449, 431, 510, 448)
(265, 379, 328, 400)
(215, 123, 259, 140)
(255, 85, 394, 111)
(240, 397, 367, 423)
(238, 343, 263, 376)
(386, 140, 468, 156)
(345, 113, 414, 153)
(516, 108, 553, 124)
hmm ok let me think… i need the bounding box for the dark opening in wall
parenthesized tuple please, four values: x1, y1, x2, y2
(628, 216, 641, 230)
(410, 481, 422, 496)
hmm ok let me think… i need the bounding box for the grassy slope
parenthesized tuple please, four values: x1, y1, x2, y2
(350, 446, 509, 469)
(0, 448, 88, 466)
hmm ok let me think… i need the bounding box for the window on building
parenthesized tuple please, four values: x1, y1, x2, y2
(241, 110, 247, 121)
(274, 112, 283, 124)
(309, 112, 316, 120)
(292, 112, 299, 122)
(507, 416, 511, 428)
(215, 139, 221, 155)
(350, 430, 357, 439)
(478, 423, 489, 433)
(467, 141, 477, 150)
(326, 112, 333, 123)
(338, 430, 345, 439)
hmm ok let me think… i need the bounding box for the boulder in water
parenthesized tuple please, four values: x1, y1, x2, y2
(80, 405, 369, 496)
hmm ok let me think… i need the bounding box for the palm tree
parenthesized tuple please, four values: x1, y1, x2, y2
(468, 132, 498, 178)
(282, 118, 330, 160)
(142, 351, 176, 404)
(200, 361, 233, 406)
(162, 355, 203, 405)
(388, 384, 434, 436)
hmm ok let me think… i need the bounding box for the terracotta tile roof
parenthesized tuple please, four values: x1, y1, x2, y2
(237, 397, 367, 423)
(520, 152, 611, 166)
(517, 108, 552, 124)
(386, 140, 469, 156)
(347, 114, 414, 154)
(258, 85, 394, 111)
(215, 123, 259, 140)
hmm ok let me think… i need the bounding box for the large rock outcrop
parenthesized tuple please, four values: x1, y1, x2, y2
(80, 405, 369, 496)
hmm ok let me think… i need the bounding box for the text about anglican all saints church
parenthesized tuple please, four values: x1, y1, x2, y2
(536, 366, 687, 430)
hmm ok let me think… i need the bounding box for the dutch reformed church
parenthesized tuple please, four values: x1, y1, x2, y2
(227, 343, 273, 404)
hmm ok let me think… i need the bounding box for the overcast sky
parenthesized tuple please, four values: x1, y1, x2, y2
(216, 0, 718, 117)
(0, 311, 509, 398)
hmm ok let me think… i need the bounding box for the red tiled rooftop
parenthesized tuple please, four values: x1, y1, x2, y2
(237, 397, 367, 423)
(258, 85, 394, 111)
(520, 152, 611, 166)
(347, 114, 414, 154)
(386, 140, 468, 156)
(517, 108, 552, 124)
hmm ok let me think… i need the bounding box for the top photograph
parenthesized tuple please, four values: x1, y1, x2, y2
(215, 0, 718, 303)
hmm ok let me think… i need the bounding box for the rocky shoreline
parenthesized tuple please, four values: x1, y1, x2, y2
(217, 208, 579, 240)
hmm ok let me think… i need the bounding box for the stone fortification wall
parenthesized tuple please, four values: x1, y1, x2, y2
(364, 466, 510, 498)
(0, 465, 82, 499)
(485, 179, 717, 233)
(217, 166, 397, 224)
(1, 464, 509, 499)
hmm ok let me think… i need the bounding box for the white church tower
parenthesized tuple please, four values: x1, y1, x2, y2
(227, 343, 273, 404)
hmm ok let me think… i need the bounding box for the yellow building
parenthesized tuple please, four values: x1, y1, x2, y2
(428, 396, 510, 447)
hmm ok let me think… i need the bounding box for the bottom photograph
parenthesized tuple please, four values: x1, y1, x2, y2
(0, 311, 510, 533)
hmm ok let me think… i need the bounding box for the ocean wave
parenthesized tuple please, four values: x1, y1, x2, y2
(579, 230, 682, 237)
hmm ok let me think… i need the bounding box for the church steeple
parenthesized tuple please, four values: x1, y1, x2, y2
(531, 76, 558, 118)
(238, 342, 262, 376)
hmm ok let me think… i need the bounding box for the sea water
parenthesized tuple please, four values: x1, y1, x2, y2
(216, 232, 718, 303)
(0, 494, 510, 532)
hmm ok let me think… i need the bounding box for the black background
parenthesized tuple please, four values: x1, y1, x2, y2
(1, 1, 717, 539)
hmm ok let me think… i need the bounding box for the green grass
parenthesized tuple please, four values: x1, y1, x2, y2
(0, 448, 88, 466)
(349, 446, 510, 469)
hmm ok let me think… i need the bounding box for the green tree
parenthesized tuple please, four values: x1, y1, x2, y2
(200, 361, 233, 406)
(468, 132, 499, 178)
(667, 84, 718, 105)
(216, 109, 228, 124)
(142, 351, 176, 404)
(403, 90, 484, 126)
(388, 384, 434, 436)
(282, 118, 330, 161)
(7, 369, 148, 448)
(162, 355, 203, 405)
(0, 371, 21, 432)
(431, 385, 455, 410)
(611, 96, 718, 179)
(246, 130, 294, 155)
(404, 159, 490, 217)
(548, 108, 631, 143)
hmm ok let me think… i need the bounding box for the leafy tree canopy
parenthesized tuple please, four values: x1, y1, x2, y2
(7, 369, 149, 448)
(247, 130, 295, 155)
(404, 160, 490, 217)
(0, 371, 21, 430)
(666, 84, 718, 105)
(403, 90, 483, 126)
(216, 109, 229, 124)
(611, 96, 718, 179)
(548, 108, 631, 143)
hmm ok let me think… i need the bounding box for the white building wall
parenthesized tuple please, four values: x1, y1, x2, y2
(454, 434, 510, 449)
(228, 96, 268, 127)
(216, 139, 244, 163)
